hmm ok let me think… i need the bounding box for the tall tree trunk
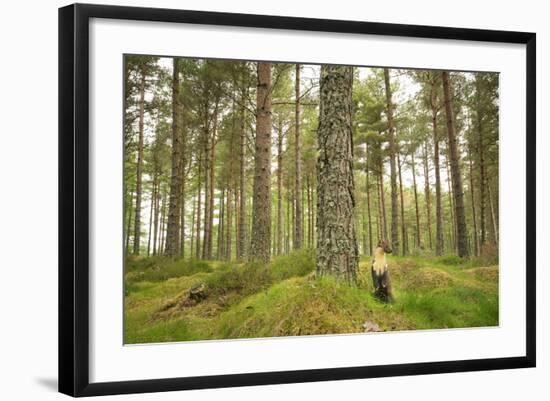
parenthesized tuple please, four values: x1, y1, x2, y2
(294, 64, 303, 250)
(445, 153, 457, 251)
(379, 161, 388, 240)
(238, 86, 247, 260)
(468, 147, 479, 257)
(152, 184, 160, 256)
(165, 59, 182, 257)
(190, 191, 195, 257)
(430, 78, 445, 256)
(316, 65, 358, 284)
(384, 68, 399, 254)
(206, 106, 219, 259)
(217, 187, 225, 259)
(476, 76, 487, 248)
(159, 189, 167, 255)
(195, 152, 202, 259)
(147, 180, 156, 256)
(411, 151, 422, 249)
(365, 143, 373, 255)
(133, 67, 146, 255)
(422, 142, 433, 250)
(125, 185, 134, 255)
(488, 181, 499, 244)
(226, 188, 233, 260)
(180, 169, 187, 257)
(202, 123, 210, 259)
(249, 62, 272, 263)
(307, 173, 312, 248)
(441, 71, 469, 258)
(397, 152, 408, 256)
(276, 114, 283, 256)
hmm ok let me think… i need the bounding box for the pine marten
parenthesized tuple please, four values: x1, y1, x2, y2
(371, 239, 394, 302)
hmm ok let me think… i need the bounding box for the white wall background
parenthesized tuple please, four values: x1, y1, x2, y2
(0, 0, 545, 400)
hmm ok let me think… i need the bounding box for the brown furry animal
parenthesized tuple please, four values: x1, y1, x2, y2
(371, 240, 394, 302)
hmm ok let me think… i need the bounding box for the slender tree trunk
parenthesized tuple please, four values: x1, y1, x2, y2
(365, 143, 373, 255)
(206, 106, 219, 259)
(294, 64, 303, 250)
(165, 59, 182, 257)
(422, 142, 433, 250)
(180, 171, 186, 258)
(445, 153, 457, 251)
(384, 68, 399, 254)
(430, 78, 445, 256)
(196, 152, 202, 259)
(226, 188, 233, 260)
(468, 147, 479, 257)
(249, 62, 272, 263)
(152, 184, 160, 256)
(411, 151, 422, 249)
(238, 87, 247, 260)
(190, 191, 195, 257)
(277, 114, 283, 256)
(379, 162, 388, 240)
(316, 65, 358, 284)
(125, 185, 134, 255)
(488, 181, 499, 244)
(442, 71, 469, 258)
(476, 76, 487, 248)
(133, 68, 146, 255)
(307, 173, 312, 248)
(217, 187, 224, 259)
(159, 189, 167, 255)
(147, 180, 156, 256)
(397, 152, 408, 256)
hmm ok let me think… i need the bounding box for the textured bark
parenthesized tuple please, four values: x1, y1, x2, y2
(226, 188, 233, 260)
(468, 145, 479, 257)
(152, 184, 160, 256)
(445, 153, 456, 250)
(195, 151, 202, 259)
(147, 180, 156, 256)
(397, 152, 408, 256)
(132, 68, 146, 255)
(441, 71, 469, 258)
(125, 185, 134, 255)
(379, 161, 388, 240)
(411, 152, 422, 249)
(365, 143, 373, 255)
(159, 188, 167, 255)
(430, 79, 445, 256)
(205, 106, 219, 259)
(422, 142, 433, 250)
(276, 114, 283, 256)
(316, 65, 358, 284)
(294, 64, 303, 250)
(384, 69, 399, 254)
(238, 86, 247, 260)
(217, 187, 224, 259)
(165, 59, 182, 257)
(488, 182, 499, 244)
(249, 62, 272, 263)
(475, 76, 487, 247)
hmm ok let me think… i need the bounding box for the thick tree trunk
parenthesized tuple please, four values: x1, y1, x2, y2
(316, 65, 358, 284)
(411, 152, 422, 249)
(441, 71, 469, 258)
(165, 59, 182, 257)
(249, 62, 272, 263)
(384, 69, 399, 254)
(133, 68, 146, 255)
(294, 64, 303, 250)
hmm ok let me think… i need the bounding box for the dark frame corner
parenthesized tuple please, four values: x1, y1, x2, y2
(59, 3, 536, 397)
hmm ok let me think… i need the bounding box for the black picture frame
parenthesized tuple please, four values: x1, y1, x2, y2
(59, 3, 536, 397)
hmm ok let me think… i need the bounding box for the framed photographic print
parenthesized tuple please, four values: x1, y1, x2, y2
(58, 3, 536, 397)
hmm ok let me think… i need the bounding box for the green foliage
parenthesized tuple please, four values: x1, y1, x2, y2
(124, 254, 498, 344)
(125, 257, 212, 287)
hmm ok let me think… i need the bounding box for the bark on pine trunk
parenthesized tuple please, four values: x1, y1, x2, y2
(316, 65, 358, 284)
(249, 62, 272, 263)
(384, 69, 400, 254)
(441, 71, 469, 258)
(165, 58, 182, 257)
(132, 67, 146, 255)
(294, 64, 303, 250)
(430, 78, 445, 256)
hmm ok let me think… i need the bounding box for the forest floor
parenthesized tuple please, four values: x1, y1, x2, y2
(124, 251, 499, 344)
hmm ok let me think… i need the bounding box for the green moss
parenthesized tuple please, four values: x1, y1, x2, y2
(124, 253, 499, 344)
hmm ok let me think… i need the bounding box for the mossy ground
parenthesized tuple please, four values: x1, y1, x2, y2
(124, 251, 498, 344)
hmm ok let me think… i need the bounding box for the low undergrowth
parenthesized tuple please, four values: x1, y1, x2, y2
(124, 251, 498, 344)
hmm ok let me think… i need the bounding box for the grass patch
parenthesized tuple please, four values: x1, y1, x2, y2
(124, 252, 499, 344)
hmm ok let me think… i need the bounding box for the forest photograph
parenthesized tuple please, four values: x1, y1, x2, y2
(123, 55, 499, 344)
